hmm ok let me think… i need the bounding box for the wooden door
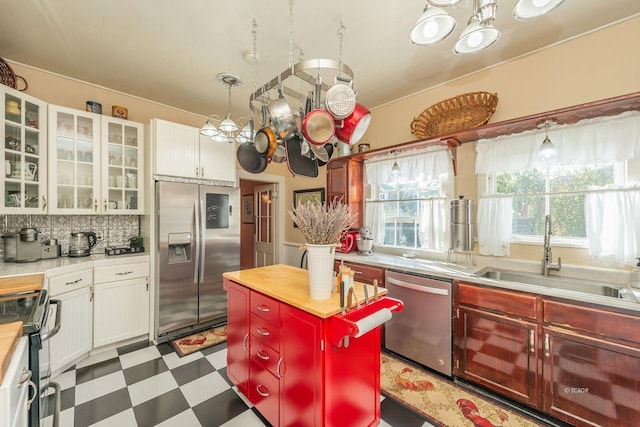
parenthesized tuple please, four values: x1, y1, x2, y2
(254, 184, 276, 267)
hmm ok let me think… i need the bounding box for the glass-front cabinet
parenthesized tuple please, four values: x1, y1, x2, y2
(101, 118, 144, 214)
(1, 86, 47, 213)
(48, 105, 101, 214)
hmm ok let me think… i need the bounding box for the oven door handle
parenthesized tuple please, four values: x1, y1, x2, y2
(386, 277, 450, 295)
(40, 299, 62, 342)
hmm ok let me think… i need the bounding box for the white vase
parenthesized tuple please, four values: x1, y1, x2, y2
(306, 244, 336, 300)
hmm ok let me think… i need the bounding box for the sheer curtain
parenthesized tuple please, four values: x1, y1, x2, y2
(585, 184, 640, 265)
(475, 111, 640, 259)
(365, 148, 451, 249)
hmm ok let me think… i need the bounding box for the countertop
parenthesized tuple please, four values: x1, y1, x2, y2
(223, 264, 387, 318)
(335, 252, 640, 314)
(0, 321, 23, 384)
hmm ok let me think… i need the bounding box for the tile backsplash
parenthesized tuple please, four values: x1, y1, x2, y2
(0, 215, 140, 259)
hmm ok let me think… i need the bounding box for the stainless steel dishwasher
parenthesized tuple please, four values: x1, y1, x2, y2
(384, 269, 453, 377)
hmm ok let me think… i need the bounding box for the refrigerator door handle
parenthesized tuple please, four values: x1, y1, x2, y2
(199, 197, 206, 281)
(194, 198, 200, 284)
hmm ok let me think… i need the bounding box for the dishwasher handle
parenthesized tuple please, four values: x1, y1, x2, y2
(386, 276, 449, 296)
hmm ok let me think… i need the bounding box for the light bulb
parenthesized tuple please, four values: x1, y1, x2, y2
(423, 21, 439, 39)
(467, 31, 483, 48)
(533, 0, 551, 7)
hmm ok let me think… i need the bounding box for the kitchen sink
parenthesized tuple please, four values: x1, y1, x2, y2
(474, 267, 639, 303)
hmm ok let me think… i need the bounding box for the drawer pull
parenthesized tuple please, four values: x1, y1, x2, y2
(242, 333, 248, 352)
(544, 333, 550, 357)
(257, 326, 270, 337)
(256, 384, 269, 397)
(116, 271, 134, 276)
(256, 350, 270, 361)
(257, 304, 270, 312)
(276, 357, 284, 379)
(65, 278, 82, 286)
(529, 330, 535, 353)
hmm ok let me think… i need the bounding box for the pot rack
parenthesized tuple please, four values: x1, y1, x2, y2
(248, 58, 354, 114)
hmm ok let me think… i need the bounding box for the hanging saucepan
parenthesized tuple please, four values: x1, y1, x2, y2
(325, 76, 356, 120)
(254, 126, 278, 158)
(335, 102, 371, 145)
(237, 141, 267, 174)
(301, 81, 335, 146)
(271, 142, 286, 163)
(317, 142, 334, 167)
(268, 89, 297, 140)
(307, 139, 329, 163)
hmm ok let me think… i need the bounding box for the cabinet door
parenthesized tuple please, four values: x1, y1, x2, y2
(543, 328, 640, 426)
(153, 119, 198, 178)
(456, 306, 540, 407)
(102, 117, 145, 214)
(199, 134, 236, 183)
(93, 277, 149, 348)
(1, 86, 47, 214)
(48, 105, 101, 214)
(0, 337, 29, 427)
(326, 158, 363, 228)
(280, 303, 323, 427)
(48, 287, 92, 375)
(225, 279, 250, 396)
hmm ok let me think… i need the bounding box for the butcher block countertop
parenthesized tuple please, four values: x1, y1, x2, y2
(0, 321, 23, 384)
(223, 264, 387, 318)
(0, 273, 44, 294)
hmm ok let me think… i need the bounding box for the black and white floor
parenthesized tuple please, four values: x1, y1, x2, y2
(43, 340, 435, 427)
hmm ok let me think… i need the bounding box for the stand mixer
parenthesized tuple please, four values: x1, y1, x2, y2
(356, 226, 374, 256)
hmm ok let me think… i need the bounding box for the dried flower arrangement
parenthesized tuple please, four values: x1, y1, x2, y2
(289, 199, 355, 245)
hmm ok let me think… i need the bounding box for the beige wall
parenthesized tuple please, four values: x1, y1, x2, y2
(9, 16, 640, 266)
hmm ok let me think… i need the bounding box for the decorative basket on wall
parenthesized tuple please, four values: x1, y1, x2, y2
(410, 91, 498, 139)
(0, 57, 28, 91)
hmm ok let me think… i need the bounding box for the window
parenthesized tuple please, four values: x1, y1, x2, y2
(489, 161, 622, 244)
(364, 148, 453, 252)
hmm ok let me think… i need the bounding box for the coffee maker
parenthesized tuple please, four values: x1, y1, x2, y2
(3, 228, 41, 262)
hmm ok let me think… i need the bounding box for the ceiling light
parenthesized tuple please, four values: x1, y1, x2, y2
(410, 5, 457, 46)
(513, 0, 566, 20)
(200, 72, 250, 143)
(411, 0, 565, 54)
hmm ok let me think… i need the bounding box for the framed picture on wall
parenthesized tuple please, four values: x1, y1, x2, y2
(293, 188, 325, 227)
(241, 194, 254, 224)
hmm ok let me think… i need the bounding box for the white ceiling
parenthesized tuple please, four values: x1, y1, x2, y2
(1, 0, 639, 120)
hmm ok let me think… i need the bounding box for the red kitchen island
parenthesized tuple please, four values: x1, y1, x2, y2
(223, 264, 403, 427)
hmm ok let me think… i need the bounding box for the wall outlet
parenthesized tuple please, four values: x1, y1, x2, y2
(95, 230, 103, 240)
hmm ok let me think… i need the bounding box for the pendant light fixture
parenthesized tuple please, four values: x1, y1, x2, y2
(410, 0, 566, 54)
(200, 73, 250, 143)
(537, 120, 557, 162)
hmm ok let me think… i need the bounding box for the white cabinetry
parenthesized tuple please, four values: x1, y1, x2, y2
(48, 105, 145, 214)
(93, 260, 150, 347)
(0, 337, 32, 427)
(47, 268, 93, 376)
(1, 85, 47, 213)
(152, 118, 236, 183)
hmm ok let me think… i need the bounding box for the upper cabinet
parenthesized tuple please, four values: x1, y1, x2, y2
(102, 118, 144, 214)
(1, 85, 47, 214)
(152, 118, 236, 184)
(48, 105, 145, 214)
(326, 157, 363, 229)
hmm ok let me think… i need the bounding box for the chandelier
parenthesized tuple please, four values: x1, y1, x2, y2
(200, 72, 253, 143)
(410, 0, 566, 54)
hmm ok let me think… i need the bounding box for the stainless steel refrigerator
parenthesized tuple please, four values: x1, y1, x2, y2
(156, 181, 240, 340)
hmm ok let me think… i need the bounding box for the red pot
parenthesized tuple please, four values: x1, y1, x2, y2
(335, 103, 371, 145)
(301, 109, 335, 145)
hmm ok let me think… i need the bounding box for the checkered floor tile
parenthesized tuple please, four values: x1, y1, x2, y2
(41, 340, 435, 427)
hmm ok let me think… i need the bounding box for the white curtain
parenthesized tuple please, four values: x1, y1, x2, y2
(476, 111, 640, 174)
(477, 197, 513, 256)
(585, 184, 640, 266)
(365, 148, 451, 248)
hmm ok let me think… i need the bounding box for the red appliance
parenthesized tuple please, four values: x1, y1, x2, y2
(338, 230, 359, 253)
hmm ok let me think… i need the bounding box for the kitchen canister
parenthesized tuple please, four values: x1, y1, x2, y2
(112, 105, 128, 119)
(86, 101, 102, 114)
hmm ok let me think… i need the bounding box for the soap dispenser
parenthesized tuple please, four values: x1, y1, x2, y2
(630, 258, 640, 289)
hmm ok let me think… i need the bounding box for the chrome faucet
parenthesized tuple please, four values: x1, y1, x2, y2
(542, 214, 561, 275)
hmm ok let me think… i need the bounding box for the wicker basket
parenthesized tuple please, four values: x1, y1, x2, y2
(410, 91, 498, 139)
(0, 57, 28, 91)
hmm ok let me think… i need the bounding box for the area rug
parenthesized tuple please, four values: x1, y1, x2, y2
(170, 325, 227, 357)
(381, 353, 547, 427)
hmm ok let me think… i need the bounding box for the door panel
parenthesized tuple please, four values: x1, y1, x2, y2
(254, 184, 276, 267)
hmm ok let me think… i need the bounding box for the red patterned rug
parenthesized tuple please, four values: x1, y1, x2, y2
(381, 352, 548, 427)
(170, 325, 228, 357)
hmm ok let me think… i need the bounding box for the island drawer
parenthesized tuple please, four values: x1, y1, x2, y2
(251, 291, 280, 325)
(250, 312, 281, 348)
(48, 269, 93, 296)
(249, 335, 280, 377)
